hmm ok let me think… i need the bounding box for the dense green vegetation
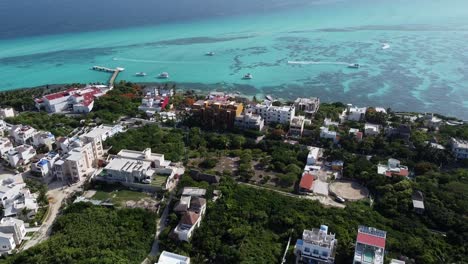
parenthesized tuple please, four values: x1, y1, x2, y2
(1, 203, 156, 264)
(5, 112, 80, 137)
(89, 81, 143, 124)
(104, 124, 185, 162)
(160, 176, 466, 264)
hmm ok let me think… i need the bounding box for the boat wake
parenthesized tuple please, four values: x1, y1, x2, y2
(381, 43, 390, 49)
(288, 61, 350, 66)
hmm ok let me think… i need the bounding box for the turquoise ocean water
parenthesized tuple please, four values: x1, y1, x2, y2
(1, 0, 468, 119)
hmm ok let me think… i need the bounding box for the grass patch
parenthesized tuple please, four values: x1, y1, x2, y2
(151, 175, 168, 187)
(92, 189, 150, 206)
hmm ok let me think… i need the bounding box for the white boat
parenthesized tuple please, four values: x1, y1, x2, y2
(347, 63, 360, 69)
(243, 73, 253, 80)
(205, 51, 215, 56)
(135, 72, 146, 77)
(158, 72, 170, 79)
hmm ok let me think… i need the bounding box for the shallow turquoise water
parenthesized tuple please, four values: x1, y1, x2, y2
(1, 0, 468, 118)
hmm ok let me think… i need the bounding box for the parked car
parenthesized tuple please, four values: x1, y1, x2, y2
(335, 196, 346, 203)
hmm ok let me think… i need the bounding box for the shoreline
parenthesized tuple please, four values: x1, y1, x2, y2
(0, 81, 465, 122)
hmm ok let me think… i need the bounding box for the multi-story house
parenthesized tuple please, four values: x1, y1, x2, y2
(34, 86, 104, 113)
(0, 218, 26, 247)
(289, 116, 311, 138)
(0, 108, 15, 118)
(191, 100, 244, 129)
(249, 100, 295, 125)
(10, 125, 37, 145)
(234, 111, 265, 131)
(451, 138, 468, 159)
(353, 226, 386, 264)
(294, 97, 320, 115)
(295, 225, 337, 264)
(346, 104, 367, 121)
(0, 138, 13, 157)
(7, 145, 36, 168)
(32, 131, 56, 151)
(31, 152, 60, 178)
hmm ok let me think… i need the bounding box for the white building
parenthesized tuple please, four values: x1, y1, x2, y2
(10, 125, 37, 145)
(3, 189, 38, 219)
(174, 211, 203, 242)
(0, 137, 13, 157)
(0, 108, 15, 118)
(31, 152, 60, 178)
(0, 179, 26, 207)
(34, 86, 106, 113)
(7, 145, 36, 168)
(54, 136, 103, 182)
(320, 127, 338, 142)
(0, 232, 16, 252)
(138, 95, 169, 113)
(32, 131, 55, 150)
(234, 111, 265, 131)
(346, 104, 367, 121)
(156, 251, 190, 264)
(0, 120, 6, 136)
(295, 225, 337, 264)
(307, 147, 321, 165)
(0, 218, 26, 247)
(451, 138, 468, 159)
(377, 158, 409, 178)
(364, 123, 381, 136)
(353, 226, 386, 264)
(294, 97, 320, 115)
(423, 113, 443, 130)
(103, 149, 173, 185)
(83, 124, 124, 142)
(289, 116, 311, 138)
(249, 100, 295, 125)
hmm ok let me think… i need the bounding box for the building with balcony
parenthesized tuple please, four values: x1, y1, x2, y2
(294, 97, 320, 115)
(156, 251, 190, 264)
(0, 138, 13, 157)
(0, 120, 6, 137)
(34, 86, 105, 113)
(249, 100, 295, 125)
(54, 136, 103, 182)
(289, 116, 312, 138)
(0, 218, 26, 247)
(353, 226, 386, 264)
(3, 189, 38, 219)
(320, 127, 338, 143)
(102, 149, 173, 186)
(364, 123, 381, 137)
(173, 211, 203, 242)
(7, 145, 36, 168)
(0, 108, 15, 118)
(234, 111, 264, 131)
(451, 138, 468, 159)
(32, 131, 56, 151)
(0, 232, 15, 252)
(377, 159, 409, 178)
(82, 124, 124, 142)
(192, 100, 243, 129)
(138, 95, 170, 113)
(346, 104, 367, 121)
(10, 125, 37, 145)
(295, 225, 337, 264)
(31, 152, 60, 178)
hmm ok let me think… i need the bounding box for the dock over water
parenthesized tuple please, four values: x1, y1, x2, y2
(92, 66, 125, 86)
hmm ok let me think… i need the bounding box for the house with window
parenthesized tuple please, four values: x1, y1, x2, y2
(294, 97, 320, 115)
(377, 159, 409, 178)
(173, 188, 207, 241)
(353, 226, 386, 264)
(299, 173, 315, 194)
(451, 138, 468, 159)
(0, 138, 13, 158)
(295, 225, 337, 264)
(0, 217, 26, 250)
(156, 251, 190, 264)
(10, 125, 37, 145)
(364, 123, 381, 137)
(7, 145, 36, 168)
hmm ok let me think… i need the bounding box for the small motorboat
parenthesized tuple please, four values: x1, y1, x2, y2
(205, 51, 215, 56)
(135, 72, 146, 77)
(243, 73, 253, 80)
(347, 63, 360, 69)
(158, 72, 170, 79)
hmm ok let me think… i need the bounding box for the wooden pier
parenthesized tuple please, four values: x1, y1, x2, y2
(92, 66, 125, 86)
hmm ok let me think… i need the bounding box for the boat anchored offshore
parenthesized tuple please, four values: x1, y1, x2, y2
(158, 72, 170, 79)
(205, 51, 215, 56)
(347, 63, 360, 69)
(243, 73, 253, 80)
(135, 72, 146, 77)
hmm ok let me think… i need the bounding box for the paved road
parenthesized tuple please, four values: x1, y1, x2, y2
(21, 178, 87, 250)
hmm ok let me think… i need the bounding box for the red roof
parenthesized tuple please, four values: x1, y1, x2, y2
(44, 88, 79, 101)
(180, 211, 200, 225)
(299, 174, 314, 190)
(357, 232, 386, 248)
(385, 169, 409, 177)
